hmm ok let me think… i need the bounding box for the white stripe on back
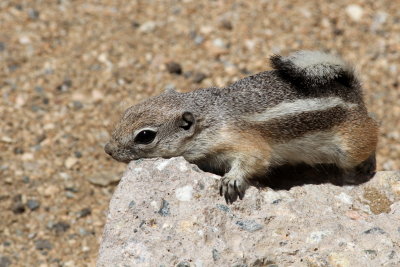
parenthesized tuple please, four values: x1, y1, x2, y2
(247, 97, 357, 122)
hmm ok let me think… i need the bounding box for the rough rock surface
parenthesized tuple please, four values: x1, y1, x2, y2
(98, 158, 400, 267)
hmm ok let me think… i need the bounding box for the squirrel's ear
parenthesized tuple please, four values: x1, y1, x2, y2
(179, 112, 195, 131)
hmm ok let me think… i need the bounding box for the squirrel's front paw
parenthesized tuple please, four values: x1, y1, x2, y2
(219, 176, 249, 204)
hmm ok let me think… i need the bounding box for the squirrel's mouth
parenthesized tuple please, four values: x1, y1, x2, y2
(104, 142, 138, 163)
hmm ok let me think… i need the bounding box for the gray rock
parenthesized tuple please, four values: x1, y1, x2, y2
(56, 79, 72, 92)
(97, 158, 400, 266)
(26, 199, 40, 211)
(193, 35, 204, 45)
(166, 62, 182, 75)
(77, 207, 91, 218)
(87, 172, 120, 186)
(35, 239, 52, 250)
(51, 221, 70, 234)
(192, 72, 207, 84)
(158, 199, 170, 216)
(28, 8, 40, 19)
(72, 101, 83, 110)
(0, 256, 11, 267)
(220, 19, 233, 30)
(11, 194, 25, 214)
(22, 176, 30, 183)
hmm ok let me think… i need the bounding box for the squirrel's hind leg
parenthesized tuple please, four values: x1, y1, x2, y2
(341, 152, 376, 184)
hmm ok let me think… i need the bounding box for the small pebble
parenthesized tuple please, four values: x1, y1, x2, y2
(78, 228, 94, 236)
(235, 220, 262, 232)
(65, 192, 75, 199)
(35, 239, 53, 250)
(176, 262, 190, 267)
(42, 185, 59, 197)
(34, 86, 44, 94)
(212, 38, 228, 49)
(64, 185, 78, 192)
(220, 19, 233, 30)
(193, 35, 204, 45)
(26, 199, 40, 211)
(72, 101, 83, 110)
(166, 62, 182, 75)
(51, 221, 70, 234)
(77, 208, 92, 218)
(216, 204, 230, 213)
(128, 200, 136, 209)
(364, 249, 378, 258)
(87, 172, 120, 186)
(22, 176, 30, 183)
(11, 195, 25, 214)
(36, 134, 46, 144)
(19, 36, 30, 45)
(131, 21, 140, 28)
(158, 199, 170, 216)
(346, 4, 363, 22)
(28, 233, 37, 239)
(272, 199, 282, 204)
(175, 185, 193, 201)
(0, 256, 11, 267)
(13, 147, 24, 154)
(363, 227, 386, 234)
(64, 157, 78, 169)
(0, 42, 5, 52)
(212, 248, 220, 261)
(56, 80, 72, 92)
(28, 8, 40, 19)
(138, 21, 156, 33)
(192, 72, 207, 84)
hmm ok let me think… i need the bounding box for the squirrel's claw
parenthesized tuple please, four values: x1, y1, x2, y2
(219, 176, 248, 204)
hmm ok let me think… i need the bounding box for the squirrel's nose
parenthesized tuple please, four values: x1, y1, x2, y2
(104, 143, 113, 156)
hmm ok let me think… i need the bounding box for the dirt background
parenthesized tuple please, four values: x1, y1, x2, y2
(0, 0, 399, 266)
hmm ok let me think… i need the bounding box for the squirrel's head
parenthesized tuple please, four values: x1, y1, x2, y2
(105, 91, 198, 163)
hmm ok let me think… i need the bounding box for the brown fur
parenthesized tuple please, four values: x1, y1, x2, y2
(215, 128, 272, 178)
(335, 111, 379, 167)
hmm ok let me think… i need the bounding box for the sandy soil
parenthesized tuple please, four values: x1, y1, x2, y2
(0, 0, 399, 266)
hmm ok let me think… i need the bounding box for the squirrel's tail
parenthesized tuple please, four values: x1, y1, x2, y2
(270, 51, 359, 89)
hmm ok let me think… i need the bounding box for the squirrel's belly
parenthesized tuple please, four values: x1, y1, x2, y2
(270, 131, 345, 166)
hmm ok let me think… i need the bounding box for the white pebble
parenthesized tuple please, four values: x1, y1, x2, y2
(139, 21, 157, 33)
(175, 185, 193, 201)
(178, 162, 188, 172)
(346, 4, 364, 22)
(156, 158, 173, 171)
(307, 230, 332, 244)
(212, 38, 227, 49)
(335, 192, 353, 205)
(19, 35, 31, 44)
(64, 157, 78, 169)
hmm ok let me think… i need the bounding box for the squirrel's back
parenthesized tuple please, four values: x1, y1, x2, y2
(213, 51, 365, 119)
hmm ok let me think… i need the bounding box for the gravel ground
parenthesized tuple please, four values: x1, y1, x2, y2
(0, 0, 399, 266)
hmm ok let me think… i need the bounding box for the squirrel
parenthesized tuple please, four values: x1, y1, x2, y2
(105, 50, 378, 204)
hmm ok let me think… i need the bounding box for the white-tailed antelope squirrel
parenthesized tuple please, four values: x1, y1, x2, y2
(105, 51, 378, 203)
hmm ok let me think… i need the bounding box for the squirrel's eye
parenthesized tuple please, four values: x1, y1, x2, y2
(134, 130, 157, 144)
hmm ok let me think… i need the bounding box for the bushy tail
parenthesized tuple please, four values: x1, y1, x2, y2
(270, 51, 359, 88)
